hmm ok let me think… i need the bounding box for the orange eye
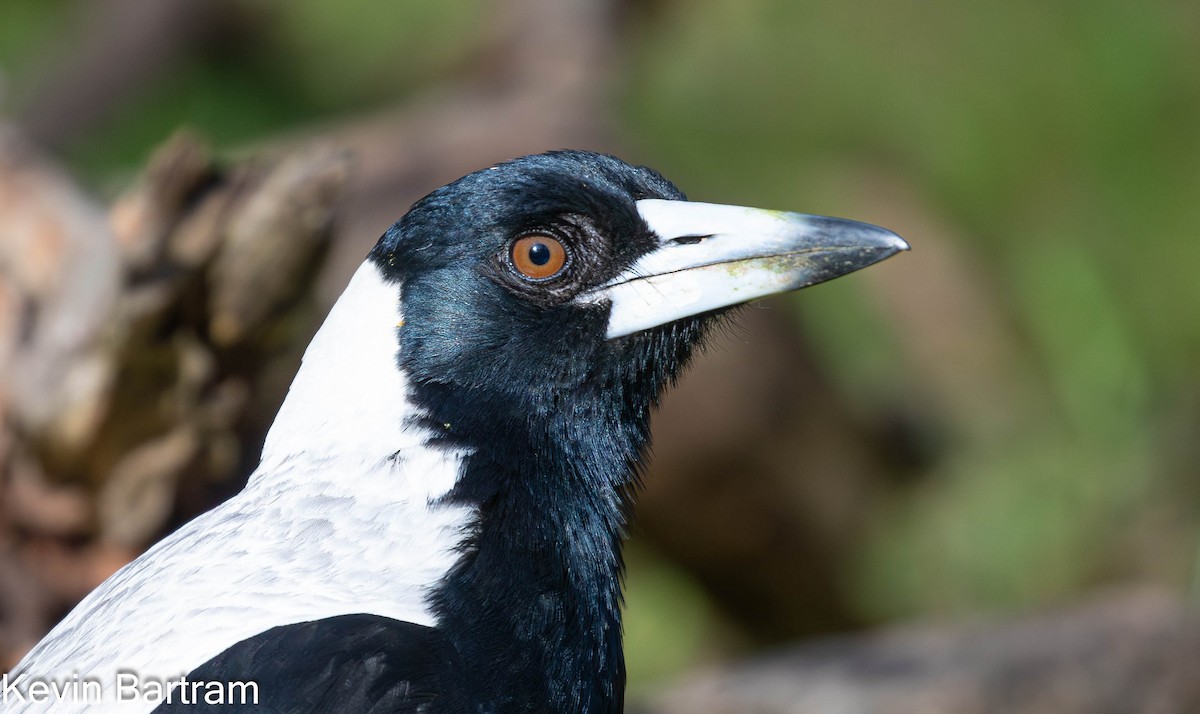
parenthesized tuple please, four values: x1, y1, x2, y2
(511, 234, 567, 280)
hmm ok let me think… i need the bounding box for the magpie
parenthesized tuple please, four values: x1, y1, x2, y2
(7, 150, 907, 713)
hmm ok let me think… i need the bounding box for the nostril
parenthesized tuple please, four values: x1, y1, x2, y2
(671, 235, 711, 246)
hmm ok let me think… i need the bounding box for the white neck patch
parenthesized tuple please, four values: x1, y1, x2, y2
(258, 261, 458, 497)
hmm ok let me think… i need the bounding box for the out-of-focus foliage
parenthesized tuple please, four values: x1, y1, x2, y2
(1, 0, 485, 177)
(621, 542, 728, 694)
(3, 0, 1198, 688)
(623, 0, 1200, 622)
(263, 0, 485, 107)
(0, 2, 69, 67)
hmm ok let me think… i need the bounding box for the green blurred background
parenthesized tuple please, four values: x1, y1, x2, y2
(3, 0, 1198, 693)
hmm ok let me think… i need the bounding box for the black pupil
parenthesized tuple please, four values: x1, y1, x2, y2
(528, 242, 552, 266)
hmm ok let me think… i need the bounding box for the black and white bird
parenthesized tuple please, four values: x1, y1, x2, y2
(8, 151, 906, 713)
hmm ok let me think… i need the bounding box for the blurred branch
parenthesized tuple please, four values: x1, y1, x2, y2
(638, 589, 1200, 714)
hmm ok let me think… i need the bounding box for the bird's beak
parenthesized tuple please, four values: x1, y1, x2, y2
(590, 199, 910, 339)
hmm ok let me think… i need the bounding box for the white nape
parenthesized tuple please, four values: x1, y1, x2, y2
(10, 262, 472, 713)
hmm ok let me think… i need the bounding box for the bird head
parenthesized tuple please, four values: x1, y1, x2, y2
(263, 149, 906, 497)
(367, 151, 906, 473)
(372, 151, 902, 456)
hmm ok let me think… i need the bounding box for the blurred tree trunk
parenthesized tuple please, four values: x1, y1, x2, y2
(0, 126, 350, 665)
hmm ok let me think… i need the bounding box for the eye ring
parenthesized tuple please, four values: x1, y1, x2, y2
(510, 233, 568, 281)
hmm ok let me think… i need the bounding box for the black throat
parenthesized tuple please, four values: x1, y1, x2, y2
(385, 250, 704, 713)
(412, 374, 645, 714)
